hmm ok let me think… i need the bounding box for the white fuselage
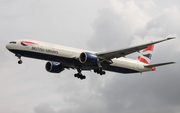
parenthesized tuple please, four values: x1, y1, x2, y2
(6, 39, 153, 74)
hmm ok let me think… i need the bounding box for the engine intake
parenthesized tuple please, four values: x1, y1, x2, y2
(79, 52, 98, 65)
(45, 61, 64, 73)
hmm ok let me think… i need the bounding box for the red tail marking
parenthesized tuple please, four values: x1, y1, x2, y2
(138, 56, 149, 64)
(143, 45, 154, 52)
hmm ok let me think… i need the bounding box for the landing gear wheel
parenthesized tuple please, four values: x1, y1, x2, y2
(80, 75, 86, 80)
(16, 54, 23, 64)
(74, 69, 86, 80)
(18, 60, 23, 64)
(74, 74, 78, 77)
(94, 69, 106, 75)
(100, 71, 106, 75)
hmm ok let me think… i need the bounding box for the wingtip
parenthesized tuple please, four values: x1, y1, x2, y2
(167, 62, 176, 65)
(167, 37, 176, 40)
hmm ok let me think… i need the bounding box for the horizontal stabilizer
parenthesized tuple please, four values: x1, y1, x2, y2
(144, 62, 175, 68)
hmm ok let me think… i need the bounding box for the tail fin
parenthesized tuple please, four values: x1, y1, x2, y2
(138, 45, 154, 64)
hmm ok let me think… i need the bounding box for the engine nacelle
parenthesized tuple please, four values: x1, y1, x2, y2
(45, 61, 64, 73)
(79, 52, 98, 65)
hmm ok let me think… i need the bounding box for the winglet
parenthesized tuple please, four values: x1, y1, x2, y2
(167, 37, 176, 40)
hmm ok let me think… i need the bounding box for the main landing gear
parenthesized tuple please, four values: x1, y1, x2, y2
(74, 69, 86, 80)
(74, 68, 106, 80)
(15, 54, 23, 64)
(94, 68, 106, 75)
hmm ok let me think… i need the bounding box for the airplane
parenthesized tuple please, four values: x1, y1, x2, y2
(6, 37, 175, 80)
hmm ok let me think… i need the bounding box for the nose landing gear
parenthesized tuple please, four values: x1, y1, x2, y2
(15, 54, 23, 64)
(18, 60, 23, 64)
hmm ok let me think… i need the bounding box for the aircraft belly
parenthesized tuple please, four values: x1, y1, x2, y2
(9, 49, 75, 62)
(104, 65, 139, 73)
(106, 59, 140, 73)
(9, 49, 141, 74)
(9, 49, 98, 70)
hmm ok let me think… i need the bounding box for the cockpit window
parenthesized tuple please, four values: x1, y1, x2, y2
(9, 41, 16, 44)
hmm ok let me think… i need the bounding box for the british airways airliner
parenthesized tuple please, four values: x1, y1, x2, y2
(6, 38, 175, 79)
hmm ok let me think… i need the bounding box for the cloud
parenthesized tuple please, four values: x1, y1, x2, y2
(1, 0, 180, 113)
(87, 1, 180, 113)
(88, 0, 151, 52)
(141, 0, 156, 10)
(34, 104, 56, 113)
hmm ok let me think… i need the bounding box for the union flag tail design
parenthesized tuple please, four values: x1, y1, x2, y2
(138, 45, 154, 64)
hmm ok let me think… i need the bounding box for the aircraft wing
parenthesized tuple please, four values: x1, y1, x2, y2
(96, 37, 175, 60)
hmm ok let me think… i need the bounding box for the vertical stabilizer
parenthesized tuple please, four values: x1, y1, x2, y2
(138, 45, 154, 64)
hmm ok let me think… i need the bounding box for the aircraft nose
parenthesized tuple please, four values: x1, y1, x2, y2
(6, 44, 10, 50)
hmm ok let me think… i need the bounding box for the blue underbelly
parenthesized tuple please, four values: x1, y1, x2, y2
(9, 49, 139, 74)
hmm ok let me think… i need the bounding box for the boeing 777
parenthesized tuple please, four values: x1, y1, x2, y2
(6, 37, 175, 79)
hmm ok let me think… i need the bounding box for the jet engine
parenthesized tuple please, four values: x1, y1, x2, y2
(79, 52, 98, 65)
(45, 61, 64, 73)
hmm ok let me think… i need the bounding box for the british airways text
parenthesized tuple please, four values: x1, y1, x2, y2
(32, 47, 58, 54)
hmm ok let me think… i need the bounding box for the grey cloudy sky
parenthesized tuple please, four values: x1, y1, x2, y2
(0, 0, 180, 113)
